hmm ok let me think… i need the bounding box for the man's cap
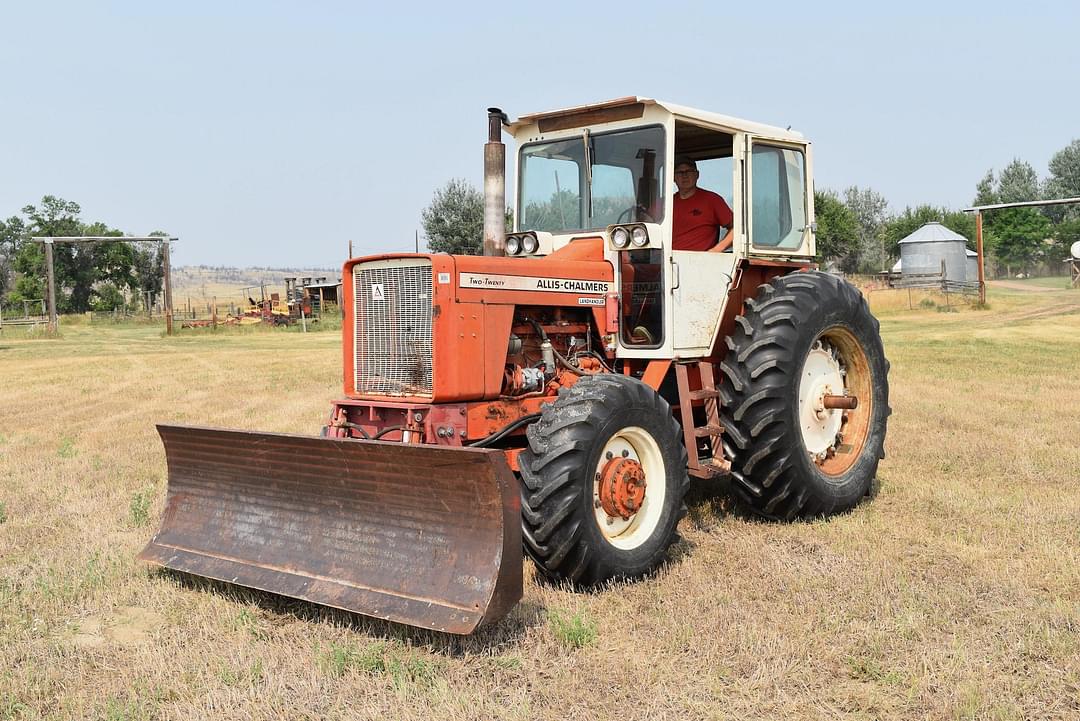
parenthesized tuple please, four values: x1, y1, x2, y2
(674, 155, 697, 169)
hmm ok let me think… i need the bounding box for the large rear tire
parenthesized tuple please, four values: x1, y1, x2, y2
(719, 271, 890, 520)
(519, 375, 689, 586)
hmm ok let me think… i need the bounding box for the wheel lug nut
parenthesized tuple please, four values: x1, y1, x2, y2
(606, 451, 613, 460)
(621, 449, 629, 458)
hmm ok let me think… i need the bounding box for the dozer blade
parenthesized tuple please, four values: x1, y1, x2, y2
(139, 424, 522, 634)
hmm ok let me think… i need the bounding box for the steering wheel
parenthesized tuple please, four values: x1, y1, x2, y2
(615, 205, 654, 224)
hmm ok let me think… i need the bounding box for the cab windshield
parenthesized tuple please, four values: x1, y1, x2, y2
(519, 126, 665, 233)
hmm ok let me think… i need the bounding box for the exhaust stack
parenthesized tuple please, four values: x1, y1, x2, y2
(483, 108, 508, 256)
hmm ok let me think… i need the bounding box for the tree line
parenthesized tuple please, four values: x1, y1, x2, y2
(815, 139, 1080, 277)
(0, 196, 167, 313)
(422, 139, 1080, 277)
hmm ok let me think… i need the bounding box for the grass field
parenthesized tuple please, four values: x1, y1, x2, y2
(2, 284, 1079, 720)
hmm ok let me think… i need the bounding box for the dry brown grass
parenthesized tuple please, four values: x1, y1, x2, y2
(2, 285, 1079, 720)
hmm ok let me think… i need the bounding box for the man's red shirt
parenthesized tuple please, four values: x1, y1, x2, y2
(672, 188, 733, 251)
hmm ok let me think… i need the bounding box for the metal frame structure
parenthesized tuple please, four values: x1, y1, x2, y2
(964, 197, 1080, 304)
(30, 236, 177, 334)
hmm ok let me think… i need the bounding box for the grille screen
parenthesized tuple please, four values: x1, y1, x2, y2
(353, 262, 433, 396)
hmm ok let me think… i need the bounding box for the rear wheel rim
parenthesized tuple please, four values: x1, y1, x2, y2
(592, 426, 666, 550)
(797, 327, 873, 476)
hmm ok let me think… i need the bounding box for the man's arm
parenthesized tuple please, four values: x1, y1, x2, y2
(710, 226, 734, 252)
(709, 193, 735, 252)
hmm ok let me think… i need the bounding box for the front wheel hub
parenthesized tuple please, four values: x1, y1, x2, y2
(597, 457, 647, 520)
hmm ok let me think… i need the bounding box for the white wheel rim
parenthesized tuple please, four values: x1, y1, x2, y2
(592, 426, 667, 550)
(798, 340, 846, 458)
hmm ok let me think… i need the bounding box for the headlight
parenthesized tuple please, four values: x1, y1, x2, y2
(506, 235, 521, 255)
(522, 233, 539, 254)
(631, 226, 649, 247)
(611, 227, 630, 249)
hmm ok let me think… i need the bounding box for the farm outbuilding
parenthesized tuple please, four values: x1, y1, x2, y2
(891, 222, 973, 282)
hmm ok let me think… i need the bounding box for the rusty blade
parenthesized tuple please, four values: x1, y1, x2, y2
(139, 424, 522, 634)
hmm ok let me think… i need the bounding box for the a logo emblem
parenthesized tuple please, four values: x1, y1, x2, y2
(371, 284, 385, 301)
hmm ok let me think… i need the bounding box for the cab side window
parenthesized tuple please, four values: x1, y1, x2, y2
(751, 145, 806, 250)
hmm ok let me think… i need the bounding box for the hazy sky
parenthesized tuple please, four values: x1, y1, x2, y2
(1, 1, 1077, 267)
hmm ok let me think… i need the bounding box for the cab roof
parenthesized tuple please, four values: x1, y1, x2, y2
(505, 96, 805, 143)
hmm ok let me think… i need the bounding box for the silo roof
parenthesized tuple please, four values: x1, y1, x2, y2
(897, 222, 969, 245)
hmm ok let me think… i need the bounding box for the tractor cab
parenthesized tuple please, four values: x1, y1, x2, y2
(504, 97, 815, 360)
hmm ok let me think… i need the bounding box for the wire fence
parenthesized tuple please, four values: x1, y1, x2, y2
(0, 299, 49, 330)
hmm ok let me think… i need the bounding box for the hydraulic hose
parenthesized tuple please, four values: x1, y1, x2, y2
(468, 413, 542, 448)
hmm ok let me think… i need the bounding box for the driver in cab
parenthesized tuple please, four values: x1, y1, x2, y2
(672, 156, 734, 252)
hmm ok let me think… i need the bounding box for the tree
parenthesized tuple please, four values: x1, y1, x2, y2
(421, 180, 482, 255)
(842, 186, 888, 272)
(814, 190, 860, 271)
(973, 170, 997, 206)
(0, 215, 27, 298)
(5, 196, 165, 312)
(421, 179, 512, 255)
(14, 196, 88, 311)
(1051, 218, 1080, 263)
(881, 205, 950, 259)
(1046, 139, 1080, 221)
(995, 159, 1041, 204)
(991, 207, 1051, 274)
(971, 160, 1051, 273)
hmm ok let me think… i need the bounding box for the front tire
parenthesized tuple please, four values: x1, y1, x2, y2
(519, 375, 689, 586)
(719, 271, 890, 520)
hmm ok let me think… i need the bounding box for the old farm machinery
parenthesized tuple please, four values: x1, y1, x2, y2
(142, 98, 890, 633)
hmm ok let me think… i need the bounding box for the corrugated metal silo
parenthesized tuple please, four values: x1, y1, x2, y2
(965, 249, 978, 282)
(898, 222, 970, 282)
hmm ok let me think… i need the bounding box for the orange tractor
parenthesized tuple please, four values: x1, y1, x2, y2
(142, 98, 890, 634)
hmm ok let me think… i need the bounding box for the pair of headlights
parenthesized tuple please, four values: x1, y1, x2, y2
(611, 224, 649, 249)
(506, 232, 539, 256)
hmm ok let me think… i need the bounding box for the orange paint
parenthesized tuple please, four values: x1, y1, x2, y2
(341, 252, 614, 404)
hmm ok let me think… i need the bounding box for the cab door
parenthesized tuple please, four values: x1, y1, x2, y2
(744, 137, 815, 258)
(671, 136, 743, 357)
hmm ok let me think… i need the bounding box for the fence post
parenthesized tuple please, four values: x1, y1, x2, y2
(44, 240, 57, 331)
(162, 239, 174, 335)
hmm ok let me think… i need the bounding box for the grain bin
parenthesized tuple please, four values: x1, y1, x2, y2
(897, 222, 971, 282)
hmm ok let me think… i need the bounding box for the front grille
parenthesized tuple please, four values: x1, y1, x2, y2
(353, 261, 433, 396)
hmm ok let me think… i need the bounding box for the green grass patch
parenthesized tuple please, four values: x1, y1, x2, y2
(0, 694, 30, 720)
(548, 609, 598, 649)
(103, 693, 157, 721)
(229, 608, 267, 640)
(57, 436, 77, 459)
(219, 658, 265, 687)
(318, 641, 440, 688)
(128, 487, 154, 528)
(845, 654, 906, 685)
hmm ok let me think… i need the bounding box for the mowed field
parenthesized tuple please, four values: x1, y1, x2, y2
(2, 283, 1079, 720)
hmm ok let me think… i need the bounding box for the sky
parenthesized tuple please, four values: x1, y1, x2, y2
(1, 1, 1077, 268)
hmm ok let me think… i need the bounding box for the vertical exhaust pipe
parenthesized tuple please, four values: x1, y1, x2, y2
(483, 107, 508, 256)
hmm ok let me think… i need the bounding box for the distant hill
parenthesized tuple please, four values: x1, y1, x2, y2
(171, 266, 340, 306)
